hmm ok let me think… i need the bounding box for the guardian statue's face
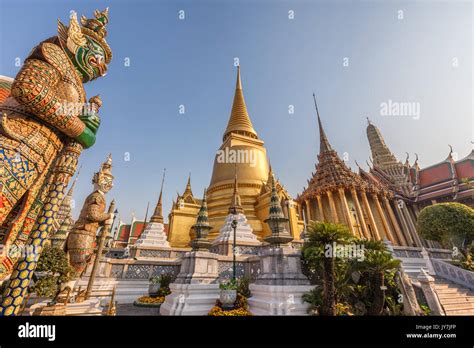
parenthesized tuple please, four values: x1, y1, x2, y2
(71, 37, 108, 82)
(58, 9, 112, 83)
(94, 172, 113, 193)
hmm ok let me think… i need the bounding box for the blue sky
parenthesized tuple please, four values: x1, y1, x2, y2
(1, 0, 472, 223)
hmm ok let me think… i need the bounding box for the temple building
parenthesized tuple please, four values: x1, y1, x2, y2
(365, 120, 474, 209)
(113, 216, 147, 248)
(166, 67, 304, 248)
(167, 175, 202, 248)
(297, 96, 420, 246)
(409, 149, 474, 208)
(134, 176, 170, 248)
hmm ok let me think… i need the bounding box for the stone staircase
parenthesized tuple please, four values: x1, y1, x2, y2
(389, 244, 474, 316)
(433, 279, 474, 315)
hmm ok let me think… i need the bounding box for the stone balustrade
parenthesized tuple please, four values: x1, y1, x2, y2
(431, 258, 474, 290)
(90, 253, 261, 282)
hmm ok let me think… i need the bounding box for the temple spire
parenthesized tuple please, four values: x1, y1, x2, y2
(190, 188, 212, 251)
(264, 173, 293, 246)
(313, 93, 332, 153)
(229, 165, 244, 214)
(62, 164, 81, 206)
(236, 65, 242, 90)
(183, 172, 193, 198)
(50, 166, 81, 248)
(366, 120, 399, 169)
(150, 168, 166, 223)
(223, 66, 258, 141)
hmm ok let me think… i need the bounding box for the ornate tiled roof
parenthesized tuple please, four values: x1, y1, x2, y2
(181, 174, 196, 203)
(130, 220, 146, 238)
(299, 97, 370, 201)
(455, 150, 474, 180)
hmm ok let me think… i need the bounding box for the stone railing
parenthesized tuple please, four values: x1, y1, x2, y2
(129, 246, 189, 260)
(431, 258, 474, 290)
(392, 246, 423, 259)
(94, 253, 262, 282)
(391, 246, 451, 260)
(92, 258, 181, 281)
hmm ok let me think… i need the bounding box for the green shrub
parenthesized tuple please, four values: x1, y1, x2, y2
(417, 203, 474, 253)
(301, 233, 402, 316)
(33, 246, 75, 299)
(237, 277, 251, 298)
(219, 278, 237, 290)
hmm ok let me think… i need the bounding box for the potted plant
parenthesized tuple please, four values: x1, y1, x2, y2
(148, 276, 161, 297)
(219, 279, 238, 310)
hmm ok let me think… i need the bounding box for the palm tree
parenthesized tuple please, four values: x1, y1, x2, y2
(306, 221, 353, 316)
(359, 242, 400, 315)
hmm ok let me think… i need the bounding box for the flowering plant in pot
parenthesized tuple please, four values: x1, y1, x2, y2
(148, 276, 161, 297)
(219, 279, 238, 310)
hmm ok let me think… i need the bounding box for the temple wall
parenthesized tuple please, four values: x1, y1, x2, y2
(168, 205, 200, 248)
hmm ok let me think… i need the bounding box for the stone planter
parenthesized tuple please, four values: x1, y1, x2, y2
(148, 283, 160, 297)
(220, 289, 237, 310)
(60, 280, 77, 292)
(133, 300, 162, 308)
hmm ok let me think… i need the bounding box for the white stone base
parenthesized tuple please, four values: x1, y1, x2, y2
(159, 283, 220, 315)
(134, 222, 170, 248)
(76, 278, 149, 304)
(213, 213, 259, 245)
(248, 283, 313, 315)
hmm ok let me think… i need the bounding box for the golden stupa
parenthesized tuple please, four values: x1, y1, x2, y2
(167, 67, 304, 248)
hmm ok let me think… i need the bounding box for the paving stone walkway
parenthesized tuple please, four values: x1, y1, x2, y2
(116, 303, 161, 316)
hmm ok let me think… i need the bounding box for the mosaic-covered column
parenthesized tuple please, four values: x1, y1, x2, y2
(327, 191, 339, 223)
(350, 188, 370, 239)
(382, 197, 407, 246)
(401, 203, 422, 246)
(372, 193, 394, 243)
(394, 200, 415, 246)
(360, 191, 381, 240)
(1, 142, 82, 315)
(304, 199, 312, 222)
(338, 188, 355, 235)
(316, 195, 325, 221)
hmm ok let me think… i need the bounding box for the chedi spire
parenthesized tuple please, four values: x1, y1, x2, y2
(223, 66, 258, 141)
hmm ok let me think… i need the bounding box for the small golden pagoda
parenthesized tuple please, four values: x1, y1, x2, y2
(167, 67, 304, 247)
(167, 175, 202, 248)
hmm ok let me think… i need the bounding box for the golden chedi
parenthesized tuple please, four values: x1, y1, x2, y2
(167, 67, 303, 247)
